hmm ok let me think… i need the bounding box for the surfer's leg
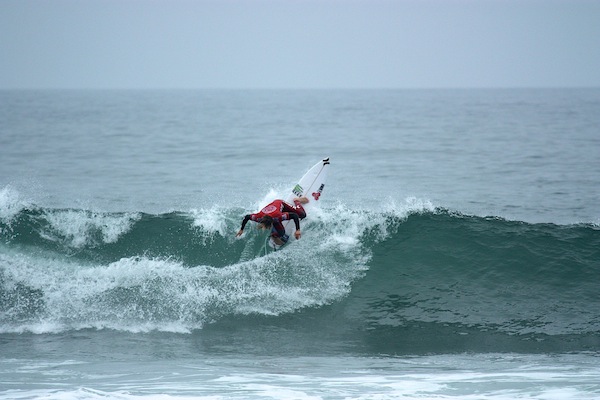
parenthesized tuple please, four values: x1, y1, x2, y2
(271, 234, 287, 246)
(292, 198, 307, 219)
(282, 200, 307, 219)
(272, 223, 288, 240)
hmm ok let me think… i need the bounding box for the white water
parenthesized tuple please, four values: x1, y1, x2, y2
(2, 354, 600, 399)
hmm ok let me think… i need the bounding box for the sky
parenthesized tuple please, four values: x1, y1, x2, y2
(1, 0, 599, 89)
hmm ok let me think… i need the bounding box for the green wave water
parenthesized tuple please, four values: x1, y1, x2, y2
(1, 199, 599, 354)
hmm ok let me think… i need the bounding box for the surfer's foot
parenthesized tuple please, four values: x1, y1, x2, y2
(295, 196, 309, 204)
(272, 237, 285, 246)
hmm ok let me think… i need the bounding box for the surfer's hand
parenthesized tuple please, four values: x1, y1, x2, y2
(294, 229, 301, 240)
(236, 229, 243, 237)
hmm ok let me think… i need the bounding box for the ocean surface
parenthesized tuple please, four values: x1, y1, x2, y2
(1, 88, 599, 399)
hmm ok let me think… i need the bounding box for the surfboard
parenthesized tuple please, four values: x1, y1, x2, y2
(267, 157, 330, 250)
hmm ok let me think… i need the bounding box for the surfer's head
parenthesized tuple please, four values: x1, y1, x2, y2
(258, 215, 273, 229)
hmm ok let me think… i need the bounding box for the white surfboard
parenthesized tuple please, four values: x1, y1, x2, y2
(267, 157, 330, 250)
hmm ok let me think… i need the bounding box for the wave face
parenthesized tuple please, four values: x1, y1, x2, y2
(1, 194, 599, 354)
(336, 211, 600, 354)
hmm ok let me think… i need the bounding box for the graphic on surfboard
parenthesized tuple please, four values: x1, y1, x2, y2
(267, 157, 330, 251)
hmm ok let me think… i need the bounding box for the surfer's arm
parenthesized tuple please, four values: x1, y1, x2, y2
(287, 213, 302, 239)
(285, 213, 300, 231)
(237, 215, 251, 236)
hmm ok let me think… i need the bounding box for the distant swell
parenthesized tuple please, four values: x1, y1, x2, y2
(1, 200, 599, 353)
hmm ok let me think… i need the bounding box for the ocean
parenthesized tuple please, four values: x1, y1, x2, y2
(1, 88, 599, 399)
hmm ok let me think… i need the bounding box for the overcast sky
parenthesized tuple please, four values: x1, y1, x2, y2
(1, 0, 599, 89)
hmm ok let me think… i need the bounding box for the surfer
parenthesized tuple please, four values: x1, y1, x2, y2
(236, 197, 309, 246)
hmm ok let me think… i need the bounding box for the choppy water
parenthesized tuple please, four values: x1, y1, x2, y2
(1, 89, 600, 399)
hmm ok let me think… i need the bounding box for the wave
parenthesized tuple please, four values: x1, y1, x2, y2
(1, 191, 410, 333)
(1, 188, 599, 353)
